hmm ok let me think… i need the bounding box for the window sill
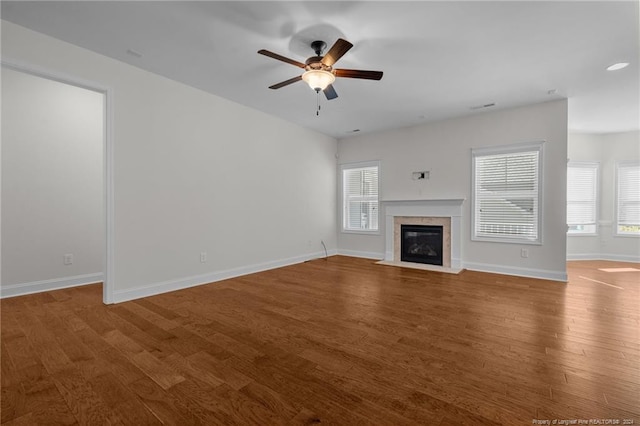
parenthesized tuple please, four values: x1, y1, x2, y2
(472, 236, 542, 245)
(614, 233, 640, 238)
(341, 229, 381, 236)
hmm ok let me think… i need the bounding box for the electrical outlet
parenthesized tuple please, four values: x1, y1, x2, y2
(200, 252, 207, 263)
(520, 248, 529, 258)
(63, 253, 74, 265)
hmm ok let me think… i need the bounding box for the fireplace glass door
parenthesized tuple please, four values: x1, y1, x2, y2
(400, 225, 444, 266)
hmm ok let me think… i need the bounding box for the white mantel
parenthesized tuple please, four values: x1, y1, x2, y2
(382, 199, 465, 270)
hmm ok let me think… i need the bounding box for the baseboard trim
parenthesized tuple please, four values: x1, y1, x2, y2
(111, 250, 338, 304)
(567, 253, 640, 263)
(1, 273, 104, 299)
(463, 262, 567, 282)
(336, 249, 384, 260)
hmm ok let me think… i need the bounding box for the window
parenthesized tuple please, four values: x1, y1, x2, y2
(567, 162, 598, 235)
(342, 162, 379, 232)
(616, 162, 640, 236)
(472, 142, 543, 244)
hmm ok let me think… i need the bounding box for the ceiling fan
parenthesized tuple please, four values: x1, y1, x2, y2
(258, 38, 383, 100)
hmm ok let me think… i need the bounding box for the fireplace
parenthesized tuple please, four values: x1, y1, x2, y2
(380, 199, 464, 272)
(401, 225, 444, 266)
(392, 216, 452, 268)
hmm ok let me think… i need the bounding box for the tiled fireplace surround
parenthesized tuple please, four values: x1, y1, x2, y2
(382, 199, 464, 271)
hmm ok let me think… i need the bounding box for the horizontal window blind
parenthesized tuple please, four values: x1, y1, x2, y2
(567, 162, 598, 234)
(343, 165, 379, 231)
(617, 162, 640, 235)
(473, 144, 542, 242)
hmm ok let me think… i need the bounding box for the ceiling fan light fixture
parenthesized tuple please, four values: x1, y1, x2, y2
(302, 69, 335, 91)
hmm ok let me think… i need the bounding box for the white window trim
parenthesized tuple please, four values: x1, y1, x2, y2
(567, 161, 599, 237)
(615, 161, 640, 237)
(471, 141, 545, 245)
(340, 160, 381, 235)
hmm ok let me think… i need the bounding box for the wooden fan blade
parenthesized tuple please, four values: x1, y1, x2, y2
(335, 69, 383, 80)
(321, 38, 353, 67)
(268, 75, 302, 90)
(324, 84, 338, 100)
(258, 49, 306, 68)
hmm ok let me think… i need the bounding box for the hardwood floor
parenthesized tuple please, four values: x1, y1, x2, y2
(1, 256, 638, 425)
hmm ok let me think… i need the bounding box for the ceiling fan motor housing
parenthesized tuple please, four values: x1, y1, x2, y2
(305, 56, 333, 73)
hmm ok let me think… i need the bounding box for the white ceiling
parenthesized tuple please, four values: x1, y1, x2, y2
(2, 1, 638, 139)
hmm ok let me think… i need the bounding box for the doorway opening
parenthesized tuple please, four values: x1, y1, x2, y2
(1, 61, 113, 303)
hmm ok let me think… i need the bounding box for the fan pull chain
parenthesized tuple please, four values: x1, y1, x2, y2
(316, 90, 321, 116)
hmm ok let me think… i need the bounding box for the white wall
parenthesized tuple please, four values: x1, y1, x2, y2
(567, 131, 640, 261)
(1, 67, 104, 295)
(337, 100, 569, 281)
(1, 21, 338, 302)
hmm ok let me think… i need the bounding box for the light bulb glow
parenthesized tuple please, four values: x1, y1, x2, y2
(302, 70, 335, 91)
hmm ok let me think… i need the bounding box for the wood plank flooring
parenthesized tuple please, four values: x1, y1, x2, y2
(1, 256, 638, 425)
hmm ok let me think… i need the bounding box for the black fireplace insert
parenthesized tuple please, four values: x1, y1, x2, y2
(400, 224, 444, 266)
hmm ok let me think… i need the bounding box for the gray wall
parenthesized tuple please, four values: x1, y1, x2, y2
(2, 21, 338, 302)
(337, 100, 569, 281)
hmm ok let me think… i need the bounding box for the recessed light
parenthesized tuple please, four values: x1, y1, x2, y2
(606, 62, 629, 71)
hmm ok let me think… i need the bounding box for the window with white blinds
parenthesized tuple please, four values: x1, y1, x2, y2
(342, 162, 379, 232)
(472, 142, 543, 243)
(616, 162, 640, 236)
(567, 162, 598, 235)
